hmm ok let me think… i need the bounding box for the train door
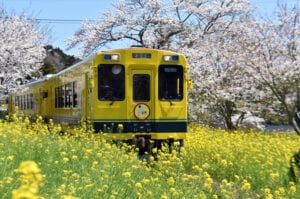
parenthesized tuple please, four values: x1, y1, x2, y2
(83, 72, 93, 120)
(130, 69, 154, 122)
(40, 90, 49, 118)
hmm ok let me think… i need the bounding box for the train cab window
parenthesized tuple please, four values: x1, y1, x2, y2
(159, 65, 183, 100)
(133, 74, 150, 101)
(98, 64, 125, 101)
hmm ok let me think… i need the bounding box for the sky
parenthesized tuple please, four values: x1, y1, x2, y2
(0, 0, 300, 57)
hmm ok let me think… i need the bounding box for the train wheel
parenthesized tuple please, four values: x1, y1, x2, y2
(137, 137, 151, 161)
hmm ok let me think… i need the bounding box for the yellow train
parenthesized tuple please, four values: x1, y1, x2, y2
(8, 48, 189, 152)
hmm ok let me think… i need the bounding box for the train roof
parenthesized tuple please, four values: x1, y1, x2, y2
(25, 74, 55, 86)
(25, 48, 185, 86)
(99, 47, 183, 54)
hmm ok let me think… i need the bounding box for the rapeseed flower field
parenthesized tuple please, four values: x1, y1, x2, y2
(1, 115, 300, 198)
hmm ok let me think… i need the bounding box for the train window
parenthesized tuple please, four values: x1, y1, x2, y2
(55, 88, 58, 108)
(15, 97, 18, 108)
(20, 96, 22, 110)
(98, 64, 125, 101)
(22, 95, 25, 110)
(30, 94, 34, 110)
(73, 81, 78, 107)
(65, 83, 72, 107)
(55, 81, 78, 108)
(133, 74, 150, 101)
(159, 65, 183, 100)
(57, 86, 65, 108)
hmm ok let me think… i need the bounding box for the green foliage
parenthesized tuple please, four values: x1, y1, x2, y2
(44, 45, 80, 73)
(40, 61, 57, 76)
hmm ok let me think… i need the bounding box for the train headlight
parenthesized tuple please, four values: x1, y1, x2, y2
(163, 55, 179, 62)
(103, 54, 120, 61)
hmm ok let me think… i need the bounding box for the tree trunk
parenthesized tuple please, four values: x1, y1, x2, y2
(292, 107, 300, 135)
(219, 100, 236, 131)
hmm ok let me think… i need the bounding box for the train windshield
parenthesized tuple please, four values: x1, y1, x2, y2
(159, 65, 183, 100)
(98, 64, 125, 101)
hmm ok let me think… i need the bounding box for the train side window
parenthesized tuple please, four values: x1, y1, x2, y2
(22, 95, 25, 110)
(30, 94, 35, 110)
(27, 94, 30, 109)
(58, 86, 65, 108)
(55, 88, 58, 108)
(15, 96, 19, 109)
(65, 83, 72, 107)
(73, 81, 78, 107)
(159, 65, 183, 100)
(98, 64, 125, 101)
(55, 82, 77, 108)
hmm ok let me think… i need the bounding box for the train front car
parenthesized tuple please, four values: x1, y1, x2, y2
(90, 48, 188, 153)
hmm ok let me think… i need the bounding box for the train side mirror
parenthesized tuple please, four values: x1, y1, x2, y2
(188, 80, 193, 89)
(89, 78, 94, 88)
(42, 91, 48, 98)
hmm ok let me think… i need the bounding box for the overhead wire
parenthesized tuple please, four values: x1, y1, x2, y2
(35, 18, 96, 24)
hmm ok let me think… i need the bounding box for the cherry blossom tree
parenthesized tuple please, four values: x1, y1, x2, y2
(181, 17, 266, 130)
(0, 7, 46, 98)
(67, 0, 251, 56)
(234, 4, 300, 134)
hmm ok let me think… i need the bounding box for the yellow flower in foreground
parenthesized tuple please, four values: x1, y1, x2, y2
(17, 161, 41, 175)
(12, 189, 38, 199)
(12, 161, 43, 199)
(167, 177, 175, 186)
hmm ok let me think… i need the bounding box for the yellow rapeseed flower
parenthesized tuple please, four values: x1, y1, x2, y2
(213, 194, 219, 199)
(71, 155, 78, 160)
(17, 161, 41, 175)
(135, 182, 142, 189)
(241, 180, 251, 191)
(142, 178, 150, 184)
(167, 176, 175, 186)
(12, 189, 38, 199)
(5, 177, 14, 184)
(274, 187, 285, 196)
(220, 159, 227, 167)
(147, 191, 153, 197)
(12, 161, 43, 199)
(289, 185, 296, 194)
(270, 172, 279, 181)
(62, 195, 80, 199)
(160, 193, 168, 199)
(7, 155, 14, 161)
(192, 165, 202, 172)
(122, 172, 131, 178)
(265, 194, 273, 199)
